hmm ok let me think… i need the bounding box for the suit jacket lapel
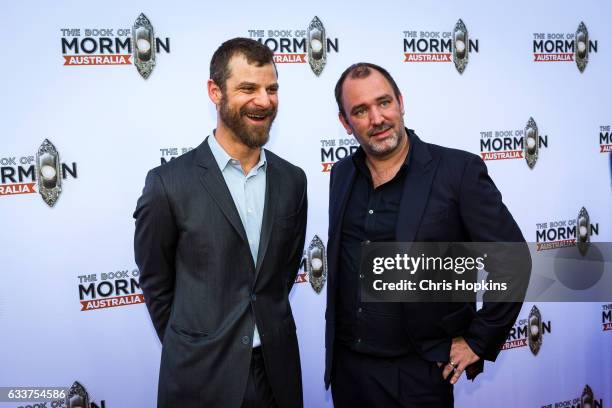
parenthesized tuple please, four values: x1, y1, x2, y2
(254, 153, 278, 278)
(396, 132, 439, 242)
(329, 163, 356, 288)
(196, 138, 249, 245)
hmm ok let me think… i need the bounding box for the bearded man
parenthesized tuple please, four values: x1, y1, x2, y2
(134, 37, 307, 408)
(325, 63, 528, 407)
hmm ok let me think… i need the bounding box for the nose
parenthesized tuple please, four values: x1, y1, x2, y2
(253, 88, 272, 108)
(369, 106, 384, 126)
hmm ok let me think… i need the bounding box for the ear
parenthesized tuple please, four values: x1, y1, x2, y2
(398, 93, 405, 116)
(338, 112, 353, 135)
(207, 79, 222, 106)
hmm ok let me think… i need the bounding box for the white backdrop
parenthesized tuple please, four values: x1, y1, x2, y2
(1, 1, 611, 407)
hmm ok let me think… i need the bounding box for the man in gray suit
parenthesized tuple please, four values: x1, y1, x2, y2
(134, 37, 307, 408)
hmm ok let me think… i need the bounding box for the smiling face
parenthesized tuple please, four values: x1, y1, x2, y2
(212, 54, 279, 149)
(339, 69, 406, 158)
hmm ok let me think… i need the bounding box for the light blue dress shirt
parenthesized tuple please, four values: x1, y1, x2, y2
(208, 133, 266, 348)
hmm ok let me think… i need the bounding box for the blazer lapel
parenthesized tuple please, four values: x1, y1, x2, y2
(254, 154, 278, 278)
(330, 167, 355, 239)
(196, 138, 249, 245)
(396, 132, 439, 242)
(328, 162, 356, 288)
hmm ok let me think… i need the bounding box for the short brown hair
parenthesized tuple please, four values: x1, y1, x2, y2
(334, 63, 402, 119)
(210, 37, 276, 91)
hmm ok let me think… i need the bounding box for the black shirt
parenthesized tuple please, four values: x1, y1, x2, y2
(335, 142, 415, 356)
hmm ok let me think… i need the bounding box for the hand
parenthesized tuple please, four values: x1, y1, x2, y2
(442, 337, 480, 385)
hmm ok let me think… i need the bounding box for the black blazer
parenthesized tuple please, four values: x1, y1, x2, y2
(134, 137, 307, 408)
(324, 130, 530, 387)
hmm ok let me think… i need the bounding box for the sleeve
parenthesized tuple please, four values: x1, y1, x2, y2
(457, 155, 531, 362)
(133, 169, 178, 343)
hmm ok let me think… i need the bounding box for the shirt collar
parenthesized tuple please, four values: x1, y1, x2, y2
(208, 131, 267, 173)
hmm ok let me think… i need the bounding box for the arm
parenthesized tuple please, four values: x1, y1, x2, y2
(286, 169, 308, 292)
(457, 156, 531, 361)
(445, 155, 531, 383)
(133, 169, 178, 343)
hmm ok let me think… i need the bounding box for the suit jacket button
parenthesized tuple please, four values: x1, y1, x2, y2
(241, 335, 250, 345)
(251, 293, 257, 301)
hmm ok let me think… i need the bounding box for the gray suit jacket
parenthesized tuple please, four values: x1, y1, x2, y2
(134, 137, 307, 408)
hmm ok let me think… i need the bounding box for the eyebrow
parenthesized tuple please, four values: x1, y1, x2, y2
(376, 94, 393, 103)
(235, 81, 279, 90)
(350, 94, 393, 114)
(236, 81, 257, 89)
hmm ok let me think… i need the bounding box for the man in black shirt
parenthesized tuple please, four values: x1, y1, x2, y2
(324, 63, 528, 407)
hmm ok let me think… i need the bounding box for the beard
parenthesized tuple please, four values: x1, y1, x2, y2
(356, 120, 404, 157)
(219, 94, 277, 149)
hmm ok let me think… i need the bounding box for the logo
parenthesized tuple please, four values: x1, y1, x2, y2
(78, 269, 144, 311)
(402, 18, 479, 74)
(247, 16, 339, 76)
(66, 381, 106, 408)
(535, 207, 599, 252)
(295, 235, 327, 294)
(535, 207, 597, 252)
(533, 22, 598, 72)
(502, 305, 551, 355)
(159, 146, 194, 165)
(0, 139, 78, 207)
(479, 117, 548, 168)
(603, 304, 612, 331)
(600, 125, 612, 153)
(319, 135, 359, 172)
(60, 13, 170, 79)
(542, 384, 603, 408)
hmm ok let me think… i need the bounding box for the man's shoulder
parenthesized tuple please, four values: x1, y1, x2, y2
(329, 155, 353, 176)
(147, 148, 197, 180)
(410, 132, 487, 184)
(423, 140, 480, 164)
(264, 149, 306, 180)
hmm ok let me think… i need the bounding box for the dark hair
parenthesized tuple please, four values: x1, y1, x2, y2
(334, 62, 402, 119)
(210, 37, 276, 91)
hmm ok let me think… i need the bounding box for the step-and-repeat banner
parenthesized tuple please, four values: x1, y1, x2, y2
(1, 1, 611, 407)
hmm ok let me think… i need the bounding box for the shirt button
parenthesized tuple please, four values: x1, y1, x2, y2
(356, 338, 362, 344)
(241, 335, 250, 345)
(368, 209, 374, 215)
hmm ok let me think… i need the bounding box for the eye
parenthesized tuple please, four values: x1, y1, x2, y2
(238, 85, 256, 94)
(380, 99, 391, 107)
(353, 108, 366, 117)
(267, 86, 278, 95)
